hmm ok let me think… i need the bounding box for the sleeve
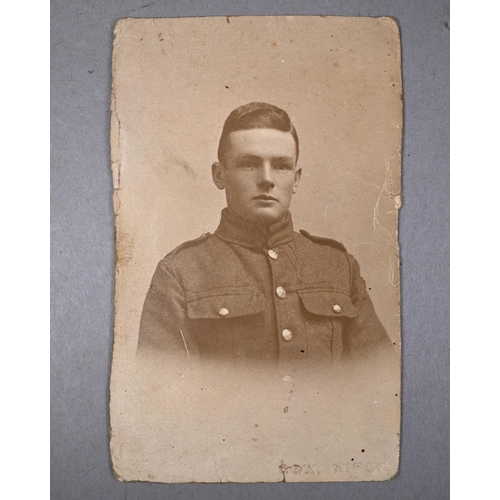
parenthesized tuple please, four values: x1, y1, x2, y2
(342, 254, 396, 362)
(137, 257, 198, 361)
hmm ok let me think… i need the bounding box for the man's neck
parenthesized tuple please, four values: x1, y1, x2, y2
(215, 208, 295, 249)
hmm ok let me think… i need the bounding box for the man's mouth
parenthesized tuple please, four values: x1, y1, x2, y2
(253, 195, 278, 201)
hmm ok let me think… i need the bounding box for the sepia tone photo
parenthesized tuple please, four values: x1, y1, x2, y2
(110, 16, 402, 483)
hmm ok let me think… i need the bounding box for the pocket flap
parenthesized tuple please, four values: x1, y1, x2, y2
(187, 292, 264, 319)
(298, 289, 359, 318)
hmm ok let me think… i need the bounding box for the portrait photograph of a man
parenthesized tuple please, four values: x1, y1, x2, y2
(110, 16, 402, 483)
(137, 101, 395, 371)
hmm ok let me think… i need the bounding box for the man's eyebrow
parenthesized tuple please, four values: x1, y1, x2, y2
(235, 154, 260, 161)
(234, 154, 295, 163)
(272, 156, 295, 163)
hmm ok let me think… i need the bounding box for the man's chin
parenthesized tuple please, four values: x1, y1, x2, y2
(249, 208, 286, 226)
(228, 206, 287, 226)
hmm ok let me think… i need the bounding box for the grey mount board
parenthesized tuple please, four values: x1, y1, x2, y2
(51, 0, 449, 498)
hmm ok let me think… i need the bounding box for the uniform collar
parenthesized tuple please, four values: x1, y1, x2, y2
(215, 208, 295, 249)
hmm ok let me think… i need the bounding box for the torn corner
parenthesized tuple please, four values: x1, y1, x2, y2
(111, 161, 120, 191)
(378, 16, 401, 35)
(112, 190, 121, 217)
(110, 103, 122, 191)
(179, 329, 191, 359)
(110, 429, 126, 481)
(213, 461, 224, 483)
(391, 194, 402, 210)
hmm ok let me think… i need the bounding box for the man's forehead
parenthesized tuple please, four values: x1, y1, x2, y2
(235, 153, 295, 161)
(226, 128, 297, 158)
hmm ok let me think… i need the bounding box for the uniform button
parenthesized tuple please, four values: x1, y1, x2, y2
(276, 286, 287, 299)
(332, 304, 342, 314)
(218, 307, 229, 317)
(267, 249, 278, 260)
(281, 329, 293, 341)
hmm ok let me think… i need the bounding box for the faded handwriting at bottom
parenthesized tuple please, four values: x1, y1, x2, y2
(279, 462, 316, 475)
(279, 461, 381, 477)
(332, 462, 378, 473)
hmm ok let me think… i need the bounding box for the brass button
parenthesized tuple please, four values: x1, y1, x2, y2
(218, 307, 229, 317)
(332, 304, 342, 314)
(267, 249, 278, 260)
(281, 329, 293, 341)
(276, 286, 287, 299)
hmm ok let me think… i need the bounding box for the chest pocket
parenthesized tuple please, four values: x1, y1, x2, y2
(297, 289, 359, 362)
(185, 287, 266, 361)
(186, 288, 264, 319)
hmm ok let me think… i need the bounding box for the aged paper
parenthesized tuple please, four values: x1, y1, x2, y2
(110, 16, 402, 483)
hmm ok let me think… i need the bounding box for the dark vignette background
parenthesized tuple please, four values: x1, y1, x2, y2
(51, 1, 449, 498)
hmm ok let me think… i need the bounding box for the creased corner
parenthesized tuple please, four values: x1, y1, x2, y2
(391, 194, 402, 211)
(110, 89, 122, 192)
(110, 424, 126, 482)
(110, 29, 123, 193)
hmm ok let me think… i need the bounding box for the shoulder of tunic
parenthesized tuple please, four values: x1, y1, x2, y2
(298, 229, 347, 253)
(168, 233, 212, 257)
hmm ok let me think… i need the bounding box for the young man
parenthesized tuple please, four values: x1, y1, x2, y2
(137, 102, 394, 371)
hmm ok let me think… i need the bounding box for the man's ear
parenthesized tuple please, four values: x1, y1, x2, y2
(212, 162, 226, 190)
(292, 167, 302, 194)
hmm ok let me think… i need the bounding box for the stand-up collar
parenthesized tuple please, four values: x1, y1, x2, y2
(215, 208, 295, 249)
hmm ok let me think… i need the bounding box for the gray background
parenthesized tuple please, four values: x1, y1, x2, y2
(51, 0, 449, 498)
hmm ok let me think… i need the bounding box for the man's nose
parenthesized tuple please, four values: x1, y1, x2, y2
(257, 164, 275, 189)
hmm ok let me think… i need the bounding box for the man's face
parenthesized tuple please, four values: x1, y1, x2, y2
(212, 128, 301, 225)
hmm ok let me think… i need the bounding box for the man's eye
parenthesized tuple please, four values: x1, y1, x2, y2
(238, 162, 254, 170)
(276, 163, 292, 171)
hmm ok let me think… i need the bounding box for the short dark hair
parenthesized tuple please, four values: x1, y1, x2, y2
(217, 102, 299, 163)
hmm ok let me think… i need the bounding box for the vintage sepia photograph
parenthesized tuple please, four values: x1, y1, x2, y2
(110, 16, 402, 483)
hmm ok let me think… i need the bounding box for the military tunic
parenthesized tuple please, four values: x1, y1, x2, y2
(137, 209, 393, 370)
